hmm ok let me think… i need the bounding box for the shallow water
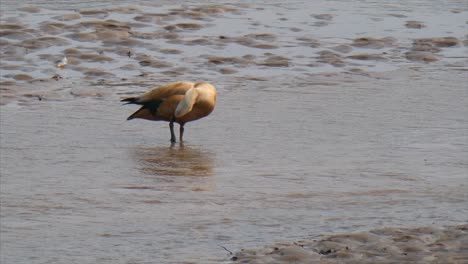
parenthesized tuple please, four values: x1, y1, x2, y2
(1, 1, 467, 264)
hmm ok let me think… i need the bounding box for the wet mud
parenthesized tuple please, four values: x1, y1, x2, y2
(1, 0, 465, 101)
(1, 1, 467, 264)
(233, 225, 468, 264)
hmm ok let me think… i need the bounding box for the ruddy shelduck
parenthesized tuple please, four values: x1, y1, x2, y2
(121, 81, 217, 142)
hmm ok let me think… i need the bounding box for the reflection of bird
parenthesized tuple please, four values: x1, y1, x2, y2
(133, 145, 215, 177)
(122, 82, 217, 142)
(56, 57, 67, 68)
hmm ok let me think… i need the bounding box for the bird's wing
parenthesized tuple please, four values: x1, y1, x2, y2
(137, 82, 194, 103)
(175, 87, 199, 118)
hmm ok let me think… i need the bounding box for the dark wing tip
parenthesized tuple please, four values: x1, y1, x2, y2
(121, 97, 144, 106)
(121, 97, 136, 103)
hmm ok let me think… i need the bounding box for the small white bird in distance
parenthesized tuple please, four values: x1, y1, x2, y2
(57, 57, 68, 68)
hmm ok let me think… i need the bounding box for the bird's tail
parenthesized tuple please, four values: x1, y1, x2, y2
(121, 97, 142, 120)
(126, 106, 146, 120)
(122, 99, 163, 121)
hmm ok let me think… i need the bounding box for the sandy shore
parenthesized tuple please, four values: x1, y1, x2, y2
(231, 224, 468, 263)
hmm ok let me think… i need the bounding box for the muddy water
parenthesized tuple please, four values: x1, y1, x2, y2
(1, 1, 467, 264)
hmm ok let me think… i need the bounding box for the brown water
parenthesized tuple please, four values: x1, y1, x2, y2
(1, 1, 467, 263)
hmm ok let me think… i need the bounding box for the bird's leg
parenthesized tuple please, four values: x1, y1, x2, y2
(179, 124, 185, 142)
(169, 119, 176, 143)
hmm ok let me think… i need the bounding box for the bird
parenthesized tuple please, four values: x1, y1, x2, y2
(56, 56, 67, 68)
(121, 81, 217, 143)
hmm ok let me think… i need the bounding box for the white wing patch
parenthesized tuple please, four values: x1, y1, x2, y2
(175, 88, 198, 118)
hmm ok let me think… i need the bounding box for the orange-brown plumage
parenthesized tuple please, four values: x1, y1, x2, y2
(122, 81, 216, 142)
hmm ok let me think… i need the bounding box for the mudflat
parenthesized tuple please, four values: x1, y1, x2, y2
(1, 1, 467, 263)
(233, 224, 468, 264)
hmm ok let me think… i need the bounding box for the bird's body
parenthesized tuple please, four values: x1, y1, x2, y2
(122, 81, 216, 142)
